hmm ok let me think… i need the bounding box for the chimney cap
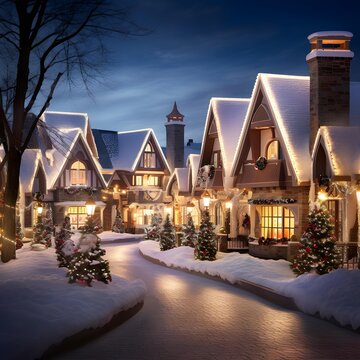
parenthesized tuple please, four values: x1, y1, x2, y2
(308, 31, 353, 41)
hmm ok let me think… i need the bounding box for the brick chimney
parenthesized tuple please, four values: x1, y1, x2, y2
(307, 31, 354, 152)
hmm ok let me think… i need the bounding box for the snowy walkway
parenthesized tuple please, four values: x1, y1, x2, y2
(53, 241, 360, 360)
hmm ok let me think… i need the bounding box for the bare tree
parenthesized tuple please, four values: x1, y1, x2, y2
(0, 0, 145, 262)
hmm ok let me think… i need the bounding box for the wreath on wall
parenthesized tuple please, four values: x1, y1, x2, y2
(64, 186, 97, 195)
(254, 156, 267, 171)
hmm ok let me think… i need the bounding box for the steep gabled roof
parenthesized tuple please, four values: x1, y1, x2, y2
(93, 128, 170, 173)
(19, 149, 44, 193)
(187, 154, 201, 190)
(166, 167, 190, 195)
(199, 97, 250, 181)
(231, 74, 360, 184)
(42, 111, 99, 158)
(313, 126, 360, 177)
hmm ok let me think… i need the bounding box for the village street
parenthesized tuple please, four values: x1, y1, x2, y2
(53, 240, 359, 360)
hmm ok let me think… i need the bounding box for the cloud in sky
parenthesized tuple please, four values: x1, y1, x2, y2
(48, 0, 360, 146)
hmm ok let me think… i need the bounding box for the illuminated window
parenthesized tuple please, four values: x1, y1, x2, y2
(67, 206, 87, 229)
(147, 175, 159, 186)
(70, 161, 86, 185)
(132, 175, 143, 186)
(261, 206, 294, 239)
(212, 151, 222, 168)
(266, 140, 279, 160)
(142, 143, 157, 168)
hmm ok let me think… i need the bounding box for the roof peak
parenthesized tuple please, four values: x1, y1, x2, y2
(166, 101, 184, 122)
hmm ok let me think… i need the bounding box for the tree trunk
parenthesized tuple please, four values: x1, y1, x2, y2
(1, 148, 21, 262)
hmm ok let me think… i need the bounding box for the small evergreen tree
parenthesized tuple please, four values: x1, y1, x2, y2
(291, 205, 341, 275)
(112, 208, 125, 233)
(159, 214, 176, 251)
(31, 214, 47, 248)
(42, 206, 54, 247)
(67, 216, 111, 286)
(145, 212, 162, 241)
(182, 213, 197, 247)
(55, 216, 74, 267)
(15, 216, 24, 250)
(194, 210, 217, 261)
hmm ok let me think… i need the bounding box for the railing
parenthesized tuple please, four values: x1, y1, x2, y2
(336, 242, 359, 270)
(227, 236, 249, 251)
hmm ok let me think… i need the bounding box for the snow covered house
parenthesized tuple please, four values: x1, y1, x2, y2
(186, 31, 360, 260)
(92, 128, 171, 233)
(0, 111, 109, 235)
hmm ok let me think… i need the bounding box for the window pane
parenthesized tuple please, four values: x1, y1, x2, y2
(267, 140, 279, 160)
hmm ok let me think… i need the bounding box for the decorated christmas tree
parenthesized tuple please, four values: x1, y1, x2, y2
(15, 216, 24, 250)
(31, 214, 47, 249)
(291, 204, 341, 275)
(67, 216, 111, 286)
(55, 216, 74, 267)
(145, 212, 162, 241)
(112, 208, 125, 233)
(194, 210, 217, 261)
(159, 213, 176, 251)
(182, 213, 197, 247)
(42, 206, 54, 247)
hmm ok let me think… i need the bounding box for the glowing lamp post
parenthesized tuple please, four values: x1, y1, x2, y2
(85, 197, 96, 217)
(201, 190, 211, 209)
(36, 201, 44, 216)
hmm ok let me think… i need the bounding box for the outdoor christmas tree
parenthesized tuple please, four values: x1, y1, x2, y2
(15, 216, 24, 250)
(159, 213, 176, 251)
(291, 204, 341, 275)
(145, 212, 162, 241)
(67, 216, 111, 286)
(42, 206, 54, 247)
(194, 210, 217, 261)
(55, 216, 74, 267)
(112, 208, 125, 233)
(31, 214, 47, 249)
(182, 213, 197, 247)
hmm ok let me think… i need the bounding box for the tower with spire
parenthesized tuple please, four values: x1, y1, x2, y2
(165, 102, 185, 170)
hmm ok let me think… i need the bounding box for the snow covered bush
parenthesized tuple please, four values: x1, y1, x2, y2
(145, 212, 162, 241)
(55, 216, 74, 267)
(112, 208, 125, 233)
(291, 205, 341, 275)
(194, 209, 217, 261)
(159, 214, 176, 251)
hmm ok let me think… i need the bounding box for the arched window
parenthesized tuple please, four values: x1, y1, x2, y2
(266, 140, 279, 160)
(70, 161, 86, 185)
(142, 143, 157, 168)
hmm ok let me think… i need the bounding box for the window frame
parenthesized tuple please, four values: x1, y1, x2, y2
(261, 206, 295, 239)
(70, 160, 87, 186)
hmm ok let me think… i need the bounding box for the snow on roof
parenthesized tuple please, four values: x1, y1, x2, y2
(94, 128, 170, 172)
(187, 154, 201, 189)
(261, 74, 311, 183)
(210, 98, 250, 177)
(307, 31, 353, 40)
(314, 126, 360, 177)
(20, 150, 43, 193)
(306, 50, 354, 61)
(175, 168, 190, 193)
(232, 74, 360, 183)
(43, 111, 98, 158)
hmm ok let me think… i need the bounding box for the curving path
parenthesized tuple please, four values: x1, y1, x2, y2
(53, 241, 359, 360)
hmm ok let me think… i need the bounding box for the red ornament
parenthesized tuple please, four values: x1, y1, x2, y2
(305, 247, 311, 253)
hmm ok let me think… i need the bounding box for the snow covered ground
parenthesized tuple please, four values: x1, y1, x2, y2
(98, 231, 145, 243)
(139, 240, 360, 331)
(0, 244, 146, 360)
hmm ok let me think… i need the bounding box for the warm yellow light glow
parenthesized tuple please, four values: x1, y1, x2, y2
(201, 189, 211, 208)
(186, 201, 195, 214)
(85, 197, 96, 216)
(225, 201, 232, 210)
(317, 188, 328, 202)
(37, 202, 43, 215)
(165, 206, 172, 215)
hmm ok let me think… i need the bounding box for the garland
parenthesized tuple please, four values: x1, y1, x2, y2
(248, 198, 296, 205)
(254, 156, 267, 170)
(64, 186, 97, 195)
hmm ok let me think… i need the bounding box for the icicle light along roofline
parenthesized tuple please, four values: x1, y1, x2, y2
(320, 127, 339, 176)
(261, 74, 309, 184)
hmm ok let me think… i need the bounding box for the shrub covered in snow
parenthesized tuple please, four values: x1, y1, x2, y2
(181, 213, 197, 247)
(194, 210, 217, 261)
(159, 214, 176, 251)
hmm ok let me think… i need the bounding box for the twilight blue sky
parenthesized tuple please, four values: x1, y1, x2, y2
(49, 0, 360, 146)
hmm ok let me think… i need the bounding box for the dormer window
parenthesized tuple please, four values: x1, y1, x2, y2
(70, 161, 86, 185)
(141, 143, 157, 168)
